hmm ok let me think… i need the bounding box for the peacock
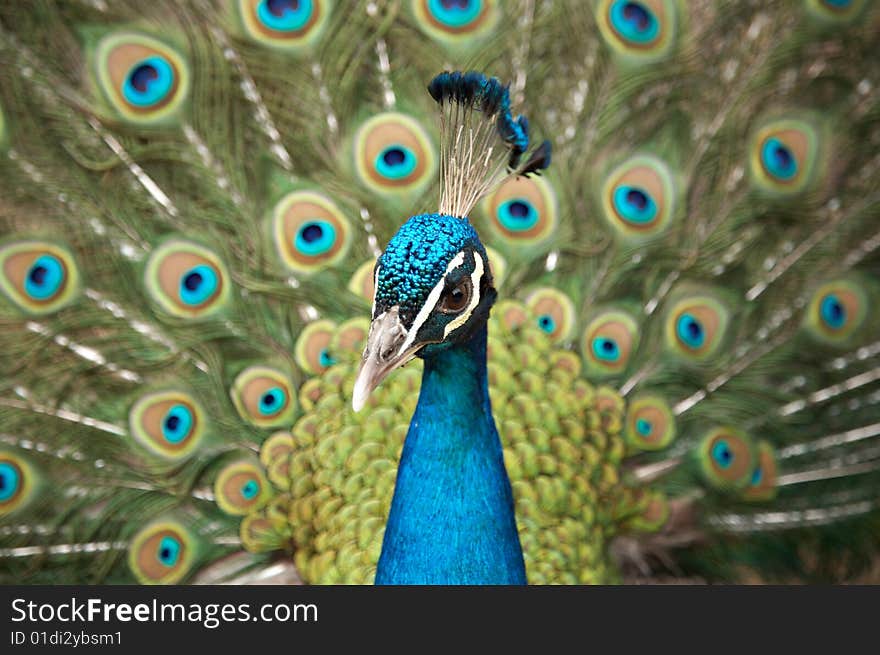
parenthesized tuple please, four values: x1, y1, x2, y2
(0, 0, 878, 586)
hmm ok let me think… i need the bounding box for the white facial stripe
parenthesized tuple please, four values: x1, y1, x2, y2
(398, 250, 466, 354)
(443, 251, 484, 338)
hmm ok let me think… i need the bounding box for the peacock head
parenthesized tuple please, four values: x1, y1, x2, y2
(352, 212, 496, 411)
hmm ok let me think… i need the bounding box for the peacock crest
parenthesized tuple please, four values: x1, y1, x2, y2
(0, 0, 878, 585)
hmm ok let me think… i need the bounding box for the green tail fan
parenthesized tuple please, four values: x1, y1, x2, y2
(0, 0, 878, 585)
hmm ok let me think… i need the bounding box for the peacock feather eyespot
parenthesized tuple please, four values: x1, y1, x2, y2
(597, 0, 676, 59)
(524, 287, 575, 343)
(144, 240, 231, 319)
(128, 521, 195, 585)
(0, 452, 36, 516)
(664, 294, 729, 360)
(697, 427, 756, 491)
(601, 155, 675, 239)
(295, 319, 337, 375)
(354, 113, 436, 196)
(483, 175, 558, 247)
(231, 365, 297, 427)
(214, 460, 273, 515)
(95, 33, 189, 124)
(804, 279, 869, 343)
(749, 119, 819, 194)
(806, 0, 867, 20)
(582, 310, 640, 376)
(624, 394, 675, 451)
(411, 0, 499, 43)
(0, 241, 80, 315)
(238, 0, 331, 50)
(271, 191, 351, 273)
(625, 490, 670, 532)
(128, 390, 206, 461)
(742, 441, 778, 502)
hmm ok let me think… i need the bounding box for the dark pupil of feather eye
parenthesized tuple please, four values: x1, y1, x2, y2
(828, 299, 843, 321)
(29, 265, 48, 285)
(716, 443, 732, 465)
(623, 2, 651, 30)
(183, 271, 203, 292)
(300, 222, 324, 243)
(159, 547, 172, 563)
(602, 340, 615, 352)
(165, 415, 180, 432)
(626, 188, 648, 210)
(508, 201, 531, 220)
(129, 64, 159, 93)
(382, 148, 406, 167)
(686, 319, 702, 340)
(441, 0, 471, 9)
(319, 348, 335, 367)
(539, 316, 552, 329)
(751, 466, 763, 485)
(261, 392, 278, 408)
(773, 144, 793, 169)
(267, 0, 300, 17)
(0, 475, 5, 491)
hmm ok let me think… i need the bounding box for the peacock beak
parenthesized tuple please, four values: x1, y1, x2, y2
(352, 306, 419, 412)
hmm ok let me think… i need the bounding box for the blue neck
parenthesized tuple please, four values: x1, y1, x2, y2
(374, 323, 527, 584)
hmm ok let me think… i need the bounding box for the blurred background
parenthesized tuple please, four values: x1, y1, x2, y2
(0, 0, 878, 585)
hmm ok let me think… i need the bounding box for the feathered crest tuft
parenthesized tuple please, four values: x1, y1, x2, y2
(428, 71, 551, 218)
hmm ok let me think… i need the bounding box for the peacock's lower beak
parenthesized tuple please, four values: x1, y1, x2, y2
(352, 307, 419, 412)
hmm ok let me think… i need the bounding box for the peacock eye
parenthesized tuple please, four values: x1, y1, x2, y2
(439, 277, 473, 314)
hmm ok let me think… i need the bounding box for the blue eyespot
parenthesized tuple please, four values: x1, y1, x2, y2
(24, 254, 64, 300)
(294, 220, 337, 257)
(609, 1, 659, 44)
(257, 0, 314, 31)
(711, 439, 733, 469)
(536, 314, 556, 334)
(820, 293, 846, 330)
(241, 479, 260, 500)
(427, 0, 482, 27)
(0, 462, 20, 502)
(635, 418, 653, 437)
(318, 348, 336, 368)
(157, 535, 181, 567)
(374, 145, 417, 180)
(258, 387, 286, 416)
(750, 465, 763, 486)
(612, 186, 657, 225)
(676, 313, 705, 349)
(122, 56, 175, 108)
(761, 137, 797, 181)
(178, 265, 218, 307)
(497, 199, 539, 232)
(591, 337, 621, 362)
(822, 0, 852, 7)
(161, 404, 193, 444)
